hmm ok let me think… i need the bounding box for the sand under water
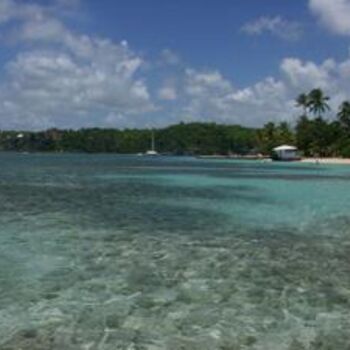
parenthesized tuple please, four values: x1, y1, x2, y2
(1, 154, 350, 349)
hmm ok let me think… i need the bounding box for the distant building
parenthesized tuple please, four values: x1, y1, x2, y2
(272, 145, 299, 161)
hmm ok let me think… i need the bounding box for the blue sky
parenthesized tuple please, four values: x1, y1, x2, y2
(82, 0, 310, 83)
(0, 0, 350, 130)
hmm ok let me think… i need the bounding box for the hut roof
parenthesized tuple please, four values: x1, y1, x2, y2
(273, 145, 297, 151)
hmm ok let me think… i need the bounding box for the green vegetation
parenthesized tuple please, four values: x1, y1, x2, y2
(0, 123, 258, 156)
(254, 88, 350, 157)
(294, 89, 350, 157)
(1, 89, 350, 157)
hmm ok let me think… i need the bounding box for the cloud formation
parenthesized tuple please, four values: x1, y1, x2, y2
(1, 0, 350, 130)
(0, 0, 154, 129)
(178, 54, 350, 126)
(241, 16, 303, 41)
(158, 85, 177, 101)
(160, 49, 181, 66)
(309, 0, 350, 35)
(180, 69, 291, 126)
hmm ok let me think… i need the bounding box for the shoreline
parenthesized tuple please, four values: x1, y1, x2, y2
(198, 155, 350, 165)
(197, 155, 269, 160)
(301, 158, 350, 164)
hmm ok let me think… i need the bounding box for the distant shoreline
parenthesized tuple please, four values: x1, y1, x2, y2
(3, 152, 350, 164)
(197, 155, 269, 160)
(301, 158, 350, 164)
(198, 155, 350, 165)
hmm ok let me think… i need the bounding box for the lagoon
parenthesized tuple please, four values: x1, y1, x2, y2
(1, 153, 350, 349)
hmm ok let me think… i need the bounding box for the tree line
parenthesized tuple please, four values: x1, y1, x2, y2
(0, 123, 257, 155)
(1, 88, 350, 157)
(259, 88, 350, 157)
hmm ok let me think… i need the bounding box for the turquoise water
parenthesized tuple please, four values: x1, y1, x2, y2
(1, 154, 350, 349)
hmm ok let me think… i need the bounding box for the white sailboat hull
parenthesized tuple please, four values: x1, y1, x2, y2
(145, 150, 159, 156)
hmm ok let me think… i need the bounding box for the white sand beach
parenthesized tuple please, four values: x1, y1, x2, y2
(301, 158, 350, 164)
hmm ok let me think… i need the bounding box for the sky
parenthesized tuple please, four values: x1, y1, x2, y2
(1, 0, 350, 130)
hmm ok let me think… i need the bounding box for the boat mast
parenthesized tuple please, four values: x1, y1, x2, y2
(151, 129, 155, 151)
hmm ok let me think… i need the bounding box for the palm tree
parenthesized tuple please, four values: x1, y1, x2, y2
(308, 88, 330, 118)
(277, 122, 294, 144)
(337, 101, 350, 130)
(258, 122, 277, 154)
(295, 93, 309, 115)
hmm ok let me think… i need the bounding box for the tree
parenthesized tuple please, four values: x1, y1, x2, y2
(296, 115, 313, 156)
(310, 117, 332, 156)
(276, 122, 294, 145)
(308, 88, 330, 118)
(257, 122, 278, 154)
(296, 93, 309, 115)
(337, 101, 350, 131)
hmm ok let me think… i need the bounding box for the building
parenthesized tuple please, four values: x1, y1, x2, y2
(272, 145, 299, 161)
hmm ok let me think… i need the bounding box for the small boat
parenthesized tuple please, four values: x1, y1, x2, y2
(145, 150, 159, 156)
(144, 130, 159, 156)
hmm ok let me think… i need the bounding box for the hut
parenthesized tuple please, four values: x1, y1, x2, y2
(272, 145, 299, 161)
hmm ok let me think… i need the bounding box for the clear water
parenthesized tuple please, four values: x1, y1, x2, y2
(1, 153, 350, 350)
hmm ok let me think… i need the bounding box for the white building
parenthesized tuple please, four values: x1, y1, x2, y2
(272, 145, 299, 161)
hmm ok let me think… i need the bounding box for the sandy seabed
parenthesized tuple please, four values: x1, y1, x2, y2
(1, 228, 350, 350)
(2, 154, 350, 350)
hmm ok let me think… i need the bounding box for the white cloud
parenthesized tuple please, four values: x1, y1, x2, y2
(0, 0, 155, 129)
(0, 0, 16, 23)
(179, 53, 350, 126)
(242, 16, 303, 41)
(0, 47, 154, 129)
(0, 0, 81, 24)
(280, 58, 336, 90)
(280, 55, 350, 111)
(160, 49, 181, 66)
(158, 85, 177, 101)
(2, 0, 350, 130)
(184, 70, 232, 97)
(0, 0, 44, 24)
(309, 0, 350, 35)
(181, 69, 290, 126)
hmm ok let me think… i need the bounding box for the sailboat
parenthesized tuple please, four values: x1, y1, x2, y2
(145, 130, 159, 156)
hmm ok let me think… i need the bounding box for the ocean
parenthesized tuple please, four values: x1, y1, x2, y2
(1, 153, 350, 349)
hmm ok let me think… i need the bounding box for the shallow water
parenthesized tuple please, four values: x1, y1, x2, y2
(1, 153, 350, 349)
